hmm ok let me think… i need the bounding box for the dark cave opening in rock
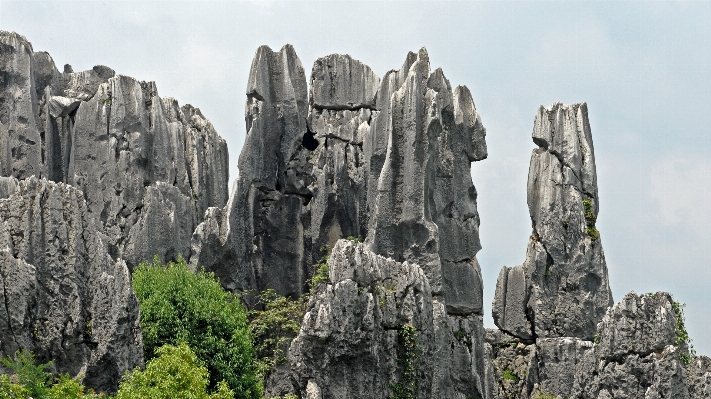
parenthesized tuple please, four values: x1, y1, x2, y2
(302, 131, 319, 151)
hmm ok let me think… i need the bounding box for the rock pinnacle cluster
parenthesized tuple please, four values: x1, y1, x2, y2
(0, 30, 709, 398)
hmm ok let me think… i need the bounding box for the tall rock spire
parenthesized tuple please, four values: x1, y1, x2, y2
(287, 48, 493, 399)
(492, 102, 613, 341)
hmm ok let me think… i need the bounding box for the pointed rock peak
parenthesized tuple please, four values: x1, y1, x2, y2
(532, 101, 598, 200)
(418, 47, 429, 62)
(0, 30, 33, 53)
(310, 53, 380, 110)
(402, 50, 419, 72)
(246, 43, 307, 107)
(407, 47, 430, 77)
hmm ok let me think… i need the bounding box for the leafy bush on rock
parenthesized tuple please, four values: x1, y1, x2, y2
(132, 256, 259, 398)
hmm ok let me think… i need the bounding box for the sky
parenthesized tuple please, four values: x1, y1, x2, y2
(2, 0, 710, 355)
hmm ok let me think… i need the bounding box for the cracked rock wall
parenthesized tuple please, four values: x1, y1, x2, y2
(0, 30, 229, 269)
(492, 102, 613, 342)
(0, 176, 142, 393)
(270, 47, 491, 399)
(0, 30, 230, 392)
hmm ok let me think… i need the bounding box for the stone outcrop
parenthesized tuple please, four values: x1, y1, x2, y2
(487, 292, 697, 399)
(687, 355, 711, 399)
(0, 31, 230, 392)
(3, 30, 709, 399)
(274, 47, 490, 398)
(486, 104, 703, 399)
(191, 44, 311, 295)
(0, 176, 142, 392)
(289, 239, 435, 398)
(0, 30, 229, 269)
(492, 102, 613, 341)
(573, 292, 691, 399)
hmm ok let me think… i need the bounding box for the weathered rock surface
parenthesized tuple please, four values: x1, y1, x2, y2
(493, 102, 613, 341)
(0, 32, 43, 179)
(191, 44, 311, 296)
(487, 291, 698, 399)
(0, 30, 229, 269)
(0, 176, 142, 392)
(486, 328, 542, 399)
(279, 47, 490, 399)
(310, 54, 379, 110)
(573, 292, 691, 399)
(289, 239, 435, 398)
(687, 355, 711, 399)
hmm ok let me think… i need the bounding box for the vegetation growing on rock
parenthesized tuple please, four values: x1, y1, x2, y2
(131, 256, 259, 398)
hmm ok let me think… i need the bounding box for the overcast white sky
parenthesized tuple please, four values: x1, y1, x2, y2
(3, 0, 710, 355)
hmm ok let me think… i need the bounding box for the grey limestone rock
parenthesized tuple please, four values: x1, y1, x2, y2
(0, 176, 142, 392)
(283, 48, 490, 399)
(492, 264, 533, 341)
(594, 291, 678, 361)
(687, 355, 711, 399)
(0, 31, 229, 269)
(572, 292, 691, 399)
(493, 102, 613, 341)
(310, 53, 379, 110)
(69, 75, 228, 268)
(289, 239, 435, 399)
(535, 337, 593, 399)
(0, 31, 43, 180)
(486, 328, 539, 399)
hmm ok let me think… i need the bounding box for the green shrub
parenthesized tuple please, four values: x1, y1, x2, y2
(0, 374, 30, 399)
(583, 198, 600, 240)
(671, 298, 696, 365)
(309, 245, 332, 290)
(132, 256, 259, 398)
(389, 324, 420, 399)
(248, 289, 305, 382)
(115, 343, 235, 399)
(0, 350, 106, 399)
(502, 368, 518, 381)
(1, 349, 52, 398)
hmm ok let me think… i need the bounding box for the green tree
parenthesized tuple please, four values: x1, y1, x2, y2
(132, 256, 259, 399)
(115, 343, 235, 399)
(0, 374, 30, 399)
(1, 349, 52, 398)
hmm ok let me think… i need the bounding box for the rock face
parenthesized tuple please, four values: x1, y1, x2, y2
(273, 47, 490, 399)
(4, 30, 709, 399)
(0, 176, 142, 392)
(0, 30, 229, 269)
(486, 104, 702, 399)
(0, 31, 230, 392)
(573, 292, 691, 399)
(289, 240, 435, 398)
(687, 355, 711, 399)
(492, 102, 613, 341)
(487, 292, 696, 399)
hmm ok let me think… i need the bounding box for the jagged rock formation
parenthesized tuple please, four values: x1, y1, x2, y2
(289, 239, 435, 398)
(0, 176, 142, 392)
(3, 30, 709, 399)
(254, 47, 492, 398)
(492, 102, 613, 341)
(487, 292, 702, 399)
(572, 292, 691, 399)
(0, 30, 229, 392)
(485, 103, 706, 399)
(0, 30, 229, 268)
(687, 355, 711, 399)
